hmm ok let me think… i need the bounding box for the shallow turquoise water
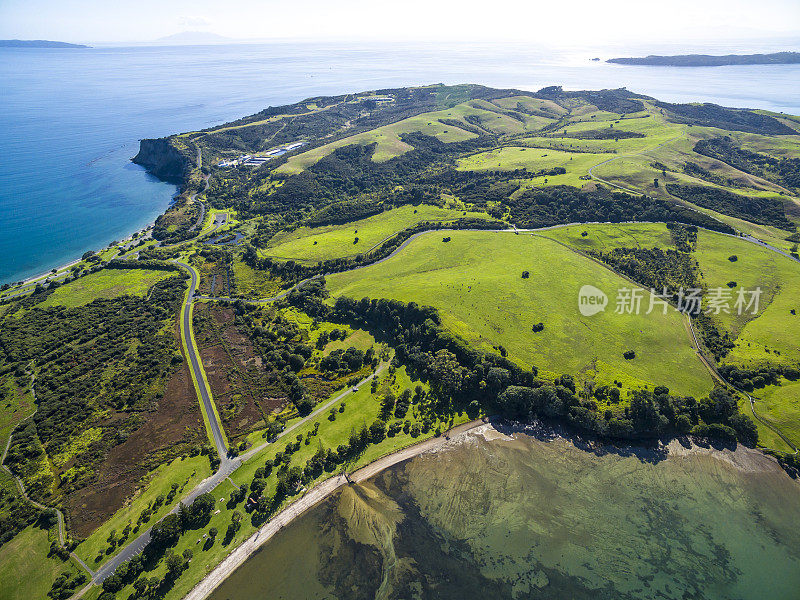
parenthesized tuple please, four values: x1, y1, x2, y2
(2, 42, 799, 284)
(210, 430, 800, 600)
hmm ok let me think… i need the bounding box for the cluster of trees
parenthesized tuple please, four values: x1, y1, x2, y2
(151, 198, 201, 243)
(99, 494, 214, 597)
(48, 571, 87, 599)
(693, 137, 800, 192)
(654, 102, 796, 135)
(1, 276, 188, 506)
(559, 128, 645, 140)
(497, 383, 756, 444)
(507, 186, 734, 232)
(590, 247, 698, 294)
(719, 363, 800, 392)
(666, 222, 698, 253)
(319, 347, 373, 373)
(667, 183, 795, 231)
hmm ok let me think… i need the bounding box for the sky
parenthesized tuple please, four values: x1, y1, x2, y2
(0, 0, 798, 45)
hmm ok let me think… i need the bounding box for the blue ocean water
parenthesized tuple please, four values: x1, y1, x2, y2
(1, 41, 799, 284)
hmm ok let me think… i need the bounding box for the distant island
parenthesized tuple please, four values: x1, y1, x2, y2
(608, 51, 800, 67)
(0, 39, 89, 48)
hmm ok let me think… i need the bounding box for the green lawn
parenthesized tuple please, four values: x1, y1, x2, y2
(0, 525, 80, 600)
(74, 455, 212, 568)
(38, 269, 174, 308)
(327, 230, 713, 396)
(263, 204, 491, 263)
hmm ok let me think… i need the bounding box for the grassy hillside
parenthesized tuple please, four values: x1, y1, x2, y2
(695, 232, 800, 365)
(263, 205, 491, 263)
(327, 230, 713, 396)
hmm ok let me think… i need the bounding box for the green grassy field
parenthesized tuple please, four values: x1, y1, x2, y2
(697, 233, 800, 366)
(38, 269, 174, 308)
(751, 380, 800, 451)
(537, 222, 675, 252)
(262, 204, 491, 263)
(0, 525, 80, 600)
(327, 230, 713, 396)
(457, 147, 610, 188)
(74, 454, 212, 567)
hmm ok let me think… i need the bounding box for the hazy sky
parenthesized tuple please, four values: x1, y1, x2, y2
(0, 0, 798, 44)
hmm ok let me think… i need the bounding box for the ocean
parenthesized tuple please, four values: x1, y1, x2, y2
(1, 40, 799, 284)
(209, 428, 800, 600)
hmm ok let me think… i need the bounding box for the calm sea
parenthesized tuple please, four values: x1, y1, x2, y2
(2, 41, 799, 284)
(210, 429, 800, 600)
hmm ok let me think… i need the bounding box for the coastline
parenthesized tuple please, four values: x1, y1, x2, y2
(182, 419, 784, 600)
(182, 419, 487, 600)
(6, 219, 159, 290)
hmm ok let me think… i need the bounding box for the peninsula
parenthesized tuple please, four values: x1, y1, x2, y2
(608, 51, 800, 66)
(0, 39, 89, 48)
(2, 83, 800, 600)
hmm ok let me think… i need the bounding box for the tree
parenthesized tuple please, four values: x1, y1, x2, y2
(133, 578, 148, 596)
(369, 419, 387, 443)
(429, 349, 466, 398)
(729, 413, 758, 446)
(165, 551, 185, 576)
(149, 513, 182, 548)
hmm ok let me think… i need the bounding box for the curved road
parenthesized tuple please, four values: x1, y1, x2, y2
(174, 261, 230, 464)
(92, 255, 387, 585)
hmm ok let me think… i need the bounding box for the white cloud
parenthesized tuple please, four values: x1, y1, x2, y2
(179, 15, 212, 29)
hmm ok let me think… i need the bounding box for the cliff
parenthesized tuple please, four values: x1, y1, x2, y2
(132, 137, 193, 182)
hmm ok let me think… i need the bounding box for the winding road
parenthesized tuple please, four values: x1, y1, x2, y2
(174, 261, 230, 464)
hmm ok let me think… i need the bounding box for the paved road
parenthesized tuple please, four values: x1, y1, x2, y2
(183, 417, 486, 600)
(92, 359, 386, 584)
(174, 261, 230, 464)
